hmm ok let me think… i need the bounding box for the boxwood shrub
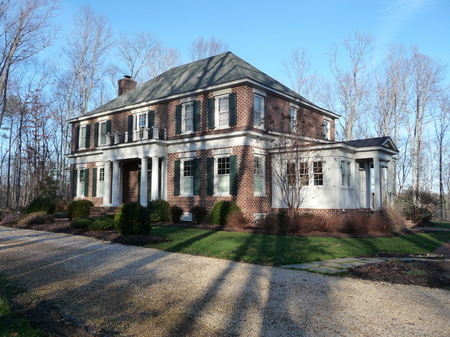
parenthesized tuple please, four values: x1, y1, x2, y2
(115, 202, 151, 235)
(68, 200, 93, 220)
(210, 201, 241, 226)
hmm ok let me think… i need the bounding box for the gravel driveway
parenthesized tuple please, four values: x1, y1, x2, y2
(0, 226, 449, 336)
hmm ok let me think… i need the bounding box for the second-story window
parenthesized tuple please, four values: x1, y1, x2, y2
(254, 94, 265, 128)
(79, 125, 87, 149)
(323, 119, 331, 140)
(218, 96, 229, 127)
(183, 102, 194, 133)
(135, 113, 147, 139)
(99, 121, 108, 146)
(290, 107, 297, 131)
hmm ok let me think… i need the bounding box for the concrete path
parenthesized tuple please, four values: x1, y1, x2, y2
(0, 226, 449, 336)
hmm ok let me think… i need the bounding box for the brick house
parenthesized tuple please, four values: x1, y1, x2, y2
(67, 52, 398, 222)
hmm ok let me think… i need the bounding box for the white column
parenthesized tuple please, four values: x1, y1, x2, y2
(160, 157, 167, 200)
(365, 162, 371, 209)
(102, 160, 111, 206)
(140, 157, 149, 206)
(373, 157, 381, 210)
(151, 157, 159, 200)
(111, 160, 120, 206)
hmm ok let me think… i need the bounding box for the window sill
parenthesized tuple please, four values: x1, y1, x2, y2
(180, 193, 194, 197)
(253, 193, 267, 197)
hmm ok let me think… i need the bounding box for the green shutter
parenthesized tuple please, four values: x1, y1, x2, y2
(127, 115, 133, 142)
(194, 158, 201, 195)
(94, 122, 99, 147)
(208, 98, 215, 129)
(175, 105, 182, 134)
(84, 169, 89, 197)
(85, 124, 91, 148)
(148, 110, 155, 128)
(72, 170, 77, 198)
(194, 101, 201, 131)
(207, 157, 214, 195)
(106, 120, 111, 133)
(229, 93, 237, 127)
(74, 126, 79, 150)
(92, 168, 97, 197)
(229, 155, 237, 195)
(173, 160, 180, 196)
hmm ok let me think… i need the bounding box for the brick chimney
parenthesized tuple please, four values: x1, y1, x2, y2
(118, 75, 137, 96)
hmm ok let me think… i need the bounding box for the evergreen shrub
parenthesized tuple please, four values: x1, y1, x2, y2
(170, 206, 183, 223)
(70, 217, 92, 229)
(17, 212, 54, 227)
(26, 197, 56, 214)
(210, 201, 241, 226)
(67, 200, 93, 220)
(89, 217, 114, 231)
(191, 205, 208, 224)
(147, 199, 170, 222)
(115, 202, 151, 235)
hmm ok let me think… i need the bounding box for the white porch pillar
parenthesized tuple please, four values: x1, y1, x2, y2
(140, 157, 149, 206)
(151, 157, 159, 200)
(160, 157, 167, 200)
(365, 162, 371, 209)
(102, 160, 111, 206)
(111, 160, 120, 206)
(373, 157, 381, 210)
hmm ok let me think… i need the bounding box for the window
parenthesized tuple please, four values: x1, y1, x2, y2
(217, 157, 230, 194)
(183, 102, 194, 133)
(182, 160, 194, 195)
(134, 113, 147, 139)
(323, 119, 331, 140)
(300, 162, 309, 186)
(341, 161, 351, 187)
(287, 163, 296, 186)
(77, 168, 88, 197)
(290, 107, 297, 131)
(254, 156, 265, 195)
(98, 167, 105, 196)
(99, 121, 109, 145)
(218, 96, 229, 127)
(79, 126, 87, 149)
(313, 161, 323, 186)
(254, 94, 264, 128)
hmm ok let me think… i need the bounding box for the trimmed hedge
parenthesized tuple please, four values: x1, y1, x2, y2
(115, 202, 151, 235)
(170, 206, 183, 223)
(191, 205, 208, 224)
(68, 200, 93, 220)
(148, 199, 170, 222)
(210, 201, 241, 226)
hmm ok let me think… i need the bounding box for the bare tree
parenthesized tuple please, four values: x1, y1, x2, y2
(189, 36, 228, 61)
(0, 0, 57, 130)
(329, 32, 374, 140)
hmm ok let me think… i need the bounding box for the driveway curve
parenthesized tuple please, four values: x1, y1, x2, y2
(0, 226, 449, 336)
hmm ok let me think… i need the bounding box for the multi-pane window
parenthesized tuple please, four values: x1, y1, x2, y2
(134, 113, 147, 139)
(290, 107, 297, 131)
(78, 170, 85, 197)
(323, 120, 330, 140)
(217, 157, 230, 193)
(287, 163, 296, 186)
(313, 161, 323, 186)
(98, 168, 105, 196)
(183, 160, 194, 195)
(79, 126, 87, 149)
(341, 161, 351, 186)
(99, 121, 109, 145)
(254, 156, 265, 194)
(183, 102, 194, 133)
(218, 96, 229, 127)
(300, 162, 309, 185)
(254, 95, 264, 128)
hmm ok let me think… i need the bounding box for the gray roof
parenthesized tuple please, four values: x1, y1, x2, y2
(343, 136, 398, 151)
(87, 52, 317, 116)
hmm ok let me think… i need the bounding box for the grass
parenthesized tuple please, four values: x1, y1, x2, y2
(428, 222, 450, 229)
(0, 275, 48, 337)
(145, 227, 450, 266)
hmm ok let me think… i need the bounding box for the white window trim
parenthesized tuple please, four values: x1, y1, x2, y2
(180, 158, 195, 197)
(96, 165, 105, 197)
(214, 155, 231, 196)
(77, 165, 87, 198)
(78, 124, 87, 150)
(341, 160, 352, 188)
(132, 112, 148, 140)
(289, 105, 298, 132)
(323, 118, 331, 140)
(215, 94, 230, 130)
(98, 119, 109, 146)
(253, 155, 266, 196)
(181, 101, 195, 134)
(253, 94, 265, 129)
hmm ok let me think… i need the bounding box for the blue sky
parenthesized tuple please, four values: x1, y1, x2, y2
(56, 0, 449, 86)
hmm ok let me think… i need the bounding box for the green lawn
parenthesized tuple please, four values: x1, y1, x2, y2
(146, 227, 450, 266)
(429, 222, 450, 229)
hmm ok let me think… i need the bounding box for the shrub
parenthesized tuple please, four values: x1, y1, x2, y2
(191, 205, 208, 224)
(71, 217, 92, 229)
(26, 197, 56, 214)
(1, 212, 21, 225)
(115, 202, 151, 235)
(225, 210, 247, 229)
(67, 200, 93, 220)
(210, 201, 241, 226)
(17, 212, 54, 227)
(147, 199, 170, 222)
(89, 217, 114, 231)
(170, 206, 183, 223)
